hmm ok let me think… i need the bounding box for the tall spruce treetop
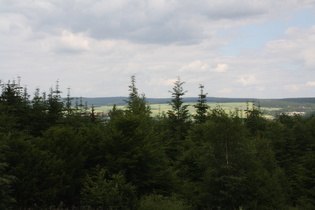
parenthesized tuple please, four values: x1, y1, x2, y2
(167, 77, 191, 145)
(167, 77, 190, 122)
(0, 79, 31, 132)
(46, 81, 64, 126)
(125, 75, 151, 117)
(193, 84, 209, 124)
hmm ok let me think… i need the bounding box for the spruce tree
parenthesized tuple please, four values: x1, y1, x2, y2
(0, 79, 31, 132)
(193, 84, 209, 124)
(46, 81, 64, 126)
(165, 77, 191, 161)
(167, 77, 190, 138)
(168, 78, 189, 122)
(125, 75, 151, 117)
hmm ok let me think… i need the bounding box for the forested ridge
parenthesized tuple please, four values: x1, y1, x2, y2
(0, 77, 314, 210)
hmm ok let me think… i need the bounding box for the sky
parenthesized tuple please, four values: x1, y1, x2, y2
(1, 0, 315, 99)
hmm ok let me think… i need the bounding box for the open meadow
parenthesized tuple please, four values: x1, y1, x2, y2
(94, 102, 280, 119)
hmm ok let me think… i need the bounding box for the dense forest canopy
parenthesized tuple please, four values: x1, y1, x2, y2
(0, 77, 314, 209)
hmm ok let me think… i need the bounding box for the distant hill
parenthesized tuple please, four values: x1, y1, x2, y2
(74, 97, 128, 106)
(71, 96, 315, 107)
(73, 97, 259, 107)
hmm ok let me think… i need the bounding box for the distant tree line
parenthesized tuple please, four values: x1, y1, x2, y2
(0, 76, 314, 209)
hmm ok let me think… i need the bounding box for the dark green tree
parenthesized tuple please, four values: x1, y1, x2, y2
(179, 107, 286, 209)
(125, 75, 151, 117)
(0, 79, 31, 133)
(165, 77, 191, 161)
(101, 112, 175, 196)
(28, 88, 50, 136)
(46, 81, 64, 127)
(100, 77, 175, 196)
(39, 126, 89, 205)
(3, 132, 64, 208)
(269, 114, 315, 208)
(167, 77, 190, 126)
(245, 101, 267, 137)
(81, 167, 137, 209)
(0, 138, 16, 209)
(193, 84, 209, 124)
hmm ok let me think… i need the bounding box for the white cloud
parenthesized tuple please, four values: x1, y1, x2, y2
(59, 30, 90, 51)
(0, 13, 31, 36)
(237, 75, 257, 86)
(1, 0, 315, 98)
(306, 81, 315, 86)
(218, 88, 232, 93)
(284, 84, 301, 91)
(180, 60, 210, 72)
(256, 86, 265, 91)
(264, 25, 315, 69)
(303, 48, 315, 69)
(149, 78, 178, 86)
(214, 64, 229, 72)
(2, 0, 313, 45)
(180, 62, 229, 73)
(41, 30, 90, 53)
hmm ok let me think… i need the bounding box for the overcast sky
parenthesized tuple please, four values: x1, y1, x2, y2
(1, 0, 315, 98)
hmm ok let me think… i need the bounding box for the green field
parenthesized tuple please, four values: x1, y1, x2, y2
(94, 102, 281, 119)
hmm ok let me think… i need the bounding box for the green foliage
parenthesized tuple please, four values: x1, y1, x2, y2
(39, 126, 89, 205)
(2, 132, 64, 208)
(178, 107, 287, 209)
(0, 77, 314, 209)
(0, 163, 16, 209)
(167, 77, 190, 126)
(193, 84, 209, 124)
(81, 167, 137, 209)
(0, 80, 31, 132)
(0, 140, 16, 209)
(165, 77, 191, 161)
(270, 115, 315, 208)
(125, 75, 151, 117)
(101, 112, 175, 196)
(245, 102, 267, 136)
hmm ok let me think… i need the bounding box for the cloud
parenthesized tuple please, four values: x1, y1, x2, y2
(40, 30, 90, 53)
(2, 0, 313, 45)
(52, 30, 90, 53)
(0, 13, 31, 36)
(218, 88, 232, 93)
(1, 0, 315, 99)
(284, 84, 301, 91)
(264, 25, 315, 69)
(180, 61, 229, 73)
(149, 78, 178, 86)
(256, 86, 265, 91)
(180, 60, 210, 72)
(306, 81, 315, 86)
(237, 75, 257, 86)
(214, 64, 229, 72)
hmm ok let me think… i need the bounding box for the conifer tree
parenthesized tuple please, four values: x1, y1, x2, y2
(64, 88, 74, 116)
(0, 141, 16, 208)
(245, 101, 266, 136)
(168, 78, 189, 122)
(167, 77, 191, 138)
(193, 84, 209, 124)
(125, 75, 151, 117)
(47, 81, 64, 126)
(165, 77, 191, 161)
(0, 79, 31, 132)
(29, 88, 50, 136)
